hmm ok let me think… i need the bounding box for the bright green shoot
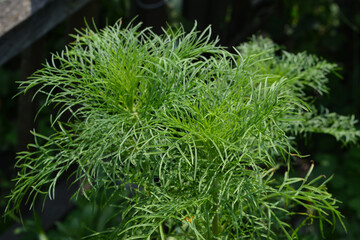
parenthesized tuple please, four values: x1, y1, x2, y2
(6, 21, 360, 239)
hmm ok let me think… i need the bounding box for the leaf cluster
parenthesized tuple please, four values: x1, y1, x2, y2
(6, 21, 360, 239)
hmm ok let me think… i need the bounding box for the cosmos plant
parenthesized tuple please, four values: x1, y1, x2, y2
(7, 21, 360, 239)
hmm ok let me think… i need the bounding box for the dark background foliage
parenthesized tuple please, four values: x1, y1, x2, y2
(0, 0, 359, 239)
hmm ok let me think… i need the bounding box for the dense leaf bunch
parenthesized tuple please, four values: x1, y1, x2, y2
(7, 22, 360, 239)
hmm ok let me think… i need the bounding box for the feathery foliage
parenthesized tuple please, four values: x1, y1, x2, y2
(6, 21, 360, 239)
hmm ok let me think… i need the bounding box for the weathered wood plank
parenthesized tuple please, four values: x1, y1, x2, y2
(0, 0, 93, 66)
(0, 0, 31, 36)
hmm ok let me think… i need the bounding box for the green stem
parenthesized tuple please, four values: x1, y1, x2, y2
(212, 210, 219, 237)
(211, 178, 219, 238)
(159, 222, 166, 240)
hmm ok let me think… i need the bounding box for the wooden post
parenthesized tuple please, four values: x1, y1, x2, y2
(17, 35, 47, 152)
(182, 0, 232, 44)
(66, 0, 100, 42)
(131, 0, 167, 34)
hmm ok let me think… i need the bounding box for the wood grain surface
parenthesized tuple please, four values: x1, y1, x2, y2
(0, 0, 31, 36)
(0, 0, 93, 65)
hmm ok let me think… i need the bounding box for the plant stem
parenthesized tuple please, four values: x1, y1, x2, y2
(211, 177, 219, 238)
(159, 222, 166, 240)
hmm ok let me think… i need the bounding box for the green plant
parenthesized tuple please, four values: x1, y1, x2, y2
(6, 21, 360, 239)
